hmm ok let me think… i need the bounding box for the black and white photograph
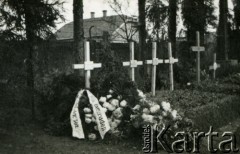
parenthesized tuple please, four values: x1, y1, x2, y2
(0, 0, 240, 153)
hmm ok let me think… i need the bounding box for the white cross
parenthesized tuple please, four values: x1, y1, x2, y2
(191, 31, 205, 83)
(209, 53, 220, 79)
(145, 42, 163, 96)
(165, 42, 178, 91)
(73, 41, 102, 89)
(123, 42, 143, 82)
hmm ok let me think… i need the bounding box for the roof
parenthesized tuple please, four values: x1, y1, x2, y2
(54, 15, 137, 40)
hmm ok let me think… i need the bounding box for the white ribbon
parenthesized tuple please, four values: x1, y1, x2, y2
(86, 90, 110, 139)
(70, 90, 110, 139)
(70, 90, 85, 139)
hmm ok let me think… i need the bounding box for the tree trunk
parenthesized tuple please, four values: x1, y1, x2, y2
(168, 0, 177, 57)
(73, 0, 84, 75)
(138, 0, 147, 76)
(217, 0, 229, 60)
(199, 0, 205, 46)
(183, 0, 205, 46)
(24, 1, 35, 119)
(234, 0, 240, 30)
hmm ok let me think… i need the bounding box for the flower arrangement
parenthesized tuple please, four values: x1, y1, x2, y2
(98, 89, 134, 137)
(97, 88, 193, 139)
(71, 86, 193, 141)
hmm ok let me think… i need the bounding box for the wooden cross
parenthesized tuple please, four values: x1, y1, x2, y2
(145, 42, 163, 96)
(123, 42, 143, 82)
(73, 41, 102, 89)
(209, 53, 220, 79)
(191, 31, 205, 83)
(165, 42, 178, 91)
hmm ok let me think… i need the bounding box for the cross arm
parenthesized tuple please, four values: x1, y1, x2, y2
(191, 46, 205, 52)
(73, 64, 84, 69)
(73, 61, 102, 70)
(145, 58, 163, 65)
(209, 63, 220, 70)
(165, 57, 178, 64)
(123, 60, 143, 67)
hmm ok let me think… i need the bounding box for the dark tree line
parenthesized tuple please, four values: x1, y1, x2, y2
(0, 0, 64, 119)
(146, 0, 240, 60)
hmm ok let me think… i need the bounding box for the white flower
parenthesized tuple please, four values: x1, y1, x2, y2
(83, 107, 91, 113)
(85, 117, 92, 124)
(110, 99, 119, 107)
(147, 100, 156, 107)
(150, 105, 160, 114)
(112, 107, 123, 119)
(113, 119, 121, 125)
(111, 121, 119, 129)
(158, 116, 163, 120)
(142, 108, 150, 114)
(140, 98, 146, 103)
(88, 133, 97, 140)
(85, 114, 93, 118)
(173, 123, 178, 129)
(137, 89, 146, 99)
(142, 114, 155, 123)
(103, 102, 110, 108)
(133, 104, 141, 111)
(117, 95, 122, 100)
(171, 110, 178, 120)
(99, 97, 107, 103)
(94, 125, 98, 131)
(109, 89, 114, 94)
(120, 100, 127, 107)
(130, 114, 138, 120)
(106, 94, 112, 99)
(107, 104, 116, 111)
(161, 101, 172, 112)
(187, 82, 191, 86)
(92, 117, 96, 123)
(162, 111, 168, 117)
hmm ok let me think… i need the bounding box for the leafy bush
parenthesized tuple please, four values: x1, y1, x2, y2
(191, 73, 240, 95)
(39, 73, 85, 135)
(40, 51, 139, 136)
(215, 64, 240, 79)
(222, 73, 240, 85)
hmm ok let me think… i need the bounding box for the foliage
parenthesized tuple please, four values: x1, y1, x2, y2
(91, 51, 136, 97)
(0, 0, 65, 40)
(40, 50, 139, 136)
(217, 0, 230, 60)
(233, 0, 240, 30)
(223, 73, 240, 85)
(182, 0, 217, 43)
(146, 0, 169, 39)
(174, 41, 196, 84)
(215, 64, 240, 79)
(39, 73, 85, 136)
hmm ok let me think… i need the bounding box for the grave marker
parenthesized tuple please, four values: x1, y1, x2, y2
(145, 42, 163, 96)
(73, 41, 102, 89)
(191, 31, 205, 83)
(165, 42, 178, 91)
(123, 42, 143, 81)
(209, 53, 220, 79)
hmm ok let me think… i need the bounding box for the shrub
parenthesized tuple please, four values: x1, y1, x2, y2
(39, 73, 85, 135)
(40, 51, 139, 136)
